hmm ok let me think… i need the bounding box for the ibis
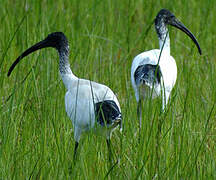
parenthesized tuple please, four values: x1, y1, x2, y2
(8, 32, 122, 160)
(131, 9, 202, 129)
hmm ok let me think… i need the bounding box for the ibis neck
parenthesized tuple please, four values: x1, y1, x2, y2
(59, 50, 72, 74)
(159, 32, 170, 54)
(58, 49, 78, 90)
(155, 21, 170, 54)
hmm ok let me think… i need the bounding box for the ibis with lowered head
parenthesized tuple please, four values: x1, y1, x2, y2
(8, 32, 122, 160)
(131, 9, 202, 129)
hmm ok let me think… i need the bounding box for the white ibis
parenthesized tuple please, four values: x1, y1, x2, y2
(131, 9, 202, 129)
(8, 32, 122, 160)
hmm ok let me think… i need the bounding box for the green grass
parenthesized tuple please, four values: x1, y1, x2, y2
(0, 0, 216, 179)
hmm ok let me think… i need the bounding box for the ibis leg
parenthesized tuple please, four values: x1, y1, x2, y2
(137, 99, 142, 130)
(106, 139, 113, 162)
(162, 91, 170, 113)
(73, 141, 79, 162)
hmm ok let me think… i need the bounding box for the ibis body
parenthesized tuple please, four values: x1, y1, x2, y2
(131, 9, 202, 128)
(8, 32, 122, 159)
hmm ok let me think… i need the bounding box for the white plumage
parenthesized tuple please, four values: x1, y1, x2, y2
(62, 74, 121, 142)
(131, 9, 201, 128)
(131, 49, 177, 108)
(8, 32, 122, 160)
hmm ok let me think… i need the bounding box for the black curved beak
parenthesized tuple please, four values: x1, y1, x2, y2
(170, 18, 202, 55)
(7, 38, 51, 77)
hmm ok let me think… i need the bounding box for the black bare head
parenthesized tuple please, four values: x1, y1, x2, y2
(155, 9, 176, 26)
(155, 9, 202, 55)
(7, 32, 69, 76)
(45, 32, 68, 50)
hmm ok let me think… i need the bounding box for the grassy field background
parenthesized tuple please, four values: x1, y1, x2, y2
(0, 0, 216, 179)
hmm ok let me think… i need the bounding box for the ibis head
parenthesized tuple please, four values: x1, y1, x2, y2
(155, 9, 202, 55)
(7, 32, 69, 76)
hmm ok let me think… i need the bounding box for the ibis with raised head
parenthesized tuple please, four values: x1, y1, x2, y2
(8, 32, 122, 160)
(131, 9, 202, 129)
